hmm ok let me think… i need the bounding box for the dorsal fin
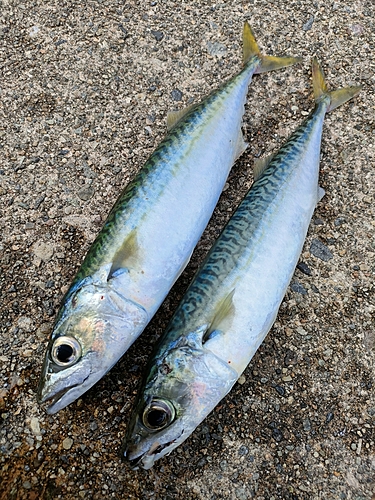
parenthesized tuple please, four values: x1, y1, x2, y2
(167, 104, 196, 131)
(109, 230, 139, 279)
(203, 289, 235, 342)
(253, 153, 274, 181)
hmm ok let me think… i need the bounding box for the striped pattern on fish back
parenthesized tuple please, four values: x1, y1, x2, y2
(72, 59, 259, 285)
(165, 102, 326, 339)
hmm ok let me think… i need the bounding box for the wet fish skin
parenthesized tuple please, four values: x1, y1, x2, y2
(37, 23, 300, 414)
(123, 58, 361, 469)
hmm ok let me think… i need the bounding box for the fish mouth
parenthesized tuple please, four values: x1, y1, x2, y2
(124, 444, 167, 470)
(123, 430, 184, 469)
(38, 382, 82, 414)
(126, 454, 145, 469)
(37, 368, 92, 414)
(38, 385, 71, 406)
(37, 347, 98, 413)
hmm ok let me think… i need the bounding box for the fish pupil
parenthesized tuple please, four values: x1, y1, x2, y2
(56, 344, 74, 363)
(146, 409, 167, 428)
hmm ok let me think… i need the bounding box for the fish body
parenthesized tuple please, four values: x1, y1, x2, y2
(123, 59, 361, 469)
(37, 23, 299, 414)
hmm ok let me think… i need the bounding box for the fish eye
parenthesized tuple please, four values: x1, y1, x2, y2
(51, 336, 82, 367)
(142, 399, 175, 431)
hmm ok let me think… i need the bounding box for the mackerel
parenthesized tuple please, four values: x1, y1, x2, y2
(37, 23, 300, 414)
(123, 58, 361, 469)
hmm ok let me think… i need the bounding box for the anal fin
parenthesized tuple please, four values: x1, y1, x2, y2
(234, 130, 248, 161)
(318, 186, 325, 202)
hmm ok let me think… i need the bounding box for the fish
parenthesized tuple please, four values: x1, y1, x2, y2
(123, 58, 361, 469)
(37, 22, 300, 414)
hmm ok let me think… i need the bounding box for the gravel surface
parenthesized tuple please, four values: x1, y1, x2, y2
(1, 1, 374, 499)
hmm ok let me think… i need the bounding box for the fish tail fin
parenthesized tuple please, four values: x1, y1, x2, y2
(312, 56, 361, 112)
(243, 21, 301, 73)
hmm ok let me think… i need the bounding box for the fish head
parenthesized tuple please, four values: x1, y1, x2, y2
(123, 329, 238, 469)
(37, 276, 149, 414)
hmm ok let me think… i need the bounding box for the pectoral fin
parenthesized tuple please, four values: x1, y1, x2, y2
(109, 230, 139, 279)
(203, 289, 236, 343)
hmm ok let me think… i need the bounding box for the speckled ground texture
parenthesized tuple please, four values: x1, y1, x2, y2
(1, 1, 374, 499)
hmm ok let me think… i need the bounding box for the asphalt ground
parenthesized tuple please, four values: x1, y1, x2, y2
(1, 1, 374, 499)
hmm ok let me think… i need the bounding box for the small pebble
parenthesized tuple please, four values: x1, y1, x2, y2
(90, 421, 98, 431)
(274, 385, 285, 396)
(219, 460, 228, 471)
(297, 261, 312, 276)
(17, 316, 33, 332)
(326, 412, 334, 423)
(290, 281, 307, 295)
(310, 239, 333, 262)
(34, 195, 45, 209)
(303, 419, 312, 432)
(33, 241, 54, 262)
(314, 218, 324, 225)
(30, 417, 41, 436)
(334, 217, 345, 227)
(207, 41, 227, 56)
(297, 326, 307, 336)
(171, 89, 183, 101)
(77, 186, 95, 201)
(197, 457, 207, 467)
(272, 428, 283, 442)
(302, 15, 314, 31)
(235, 487, 248, 500)
(62, 437, 74, 450)
(238, 445, 249, 456)
(151, 30, 164, 41)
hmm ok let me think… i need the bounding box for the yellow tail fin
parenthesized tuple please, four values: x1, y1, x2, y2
(243, 21, 301, 73)
(312, 56, 361, 112)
